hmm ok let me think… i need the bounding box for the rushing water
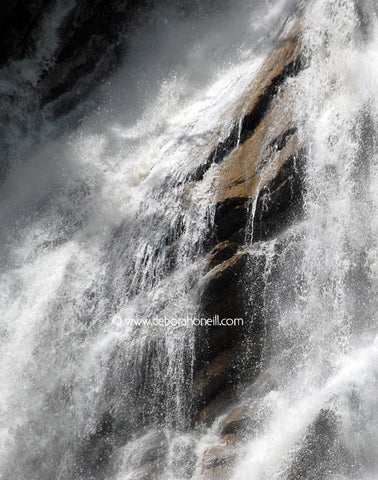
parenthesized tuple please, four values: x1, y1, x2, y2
(0, 0, 377, 479)
(233, 1, 378, 479)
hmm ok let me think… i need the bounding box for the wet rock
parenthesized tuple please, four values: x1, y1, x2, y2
(0, 0, 22, 28)
(202, 464, 232, 480)
(201, 253, 248, 318)
(116, 432, 195, 480)
(252, 148, 306, 241)
(215, 86, 302, 205)
(197, 253, 248, 366)
(194, 244, 269, 420)
(74, 417, 114, 479)
(194, 84, 306, 424)
(37, 0, 154, 116)
(202, 444, 235, 466)
(115, 431, 169, 480)
(188, 22, 305, 184)
(206, 241, 241, 271)
(233, 30, 304, 144)
(221, 404, 249, 436)
(137, 435, 168, 467)
(221, 433, 238, 446)
(211, 83, 305, 249)
(127, 461, 164, 480)
(192, 345, 242, 409)
(168, 440, 197, 479)
(0, 0, 156, 117)
(286, 409, 353, 480)
(201, 445, 236, 480)
(195, 387, 238, 426)
(213, 198, 250, 243)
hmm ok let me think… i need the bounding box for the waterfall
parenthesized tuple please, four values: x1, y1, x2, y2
(233, 1, 378, 479)
(0, 0, 377, 479)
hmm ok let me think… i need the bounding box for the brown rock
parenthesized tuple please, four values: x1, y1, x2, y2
(221, 434, 238, 446)
(201, 445, 235, 480)
(192, 22, 304, 184)
(192, 345, 241, 408)
(201, 253, 248, 307)
(195, 387, 237, 426)
(215, 86, 301, 204)
(206, 241, 241, 271)
(211, 80, 306, 244)
(197, 253, 248, 366)
(221, 404, 249, 436)
(205, 24, 305, 245)
(202, 465, 232, 480)
(234, 33, 303, 125)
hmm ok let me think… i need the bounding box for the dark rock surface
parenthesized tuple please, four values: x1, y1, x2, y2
(0, 0, 159, 129)
(286, 409, 357, 480)
(0, 0, 54, 64)
(191, 16, 308, 440)
(37, 0, 156, 117)
(192, 344, 243, 410)
(206, 241, 241, 271)
(220, 404, 249, 436)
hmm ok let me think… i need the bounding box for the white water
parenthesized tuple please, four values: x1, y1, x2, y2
(0, 0, 377, 479)
(233, 1, 378, 479)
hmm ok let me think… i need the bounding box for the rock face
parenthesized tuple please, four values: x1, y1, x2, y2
(0, 0, 157, 117)
(286, 409, 356, 480)
(192, 20, 306, 428)
(37, 0, 155, 117)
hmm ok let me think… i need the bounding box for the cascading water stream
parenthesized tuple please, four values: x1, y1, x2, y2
(0, 0, 377, 479)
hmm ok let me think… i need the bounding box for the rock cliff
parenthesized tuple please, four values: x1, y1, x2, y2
(186, 19, 307, 477)
(193, 18, 305, 413)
